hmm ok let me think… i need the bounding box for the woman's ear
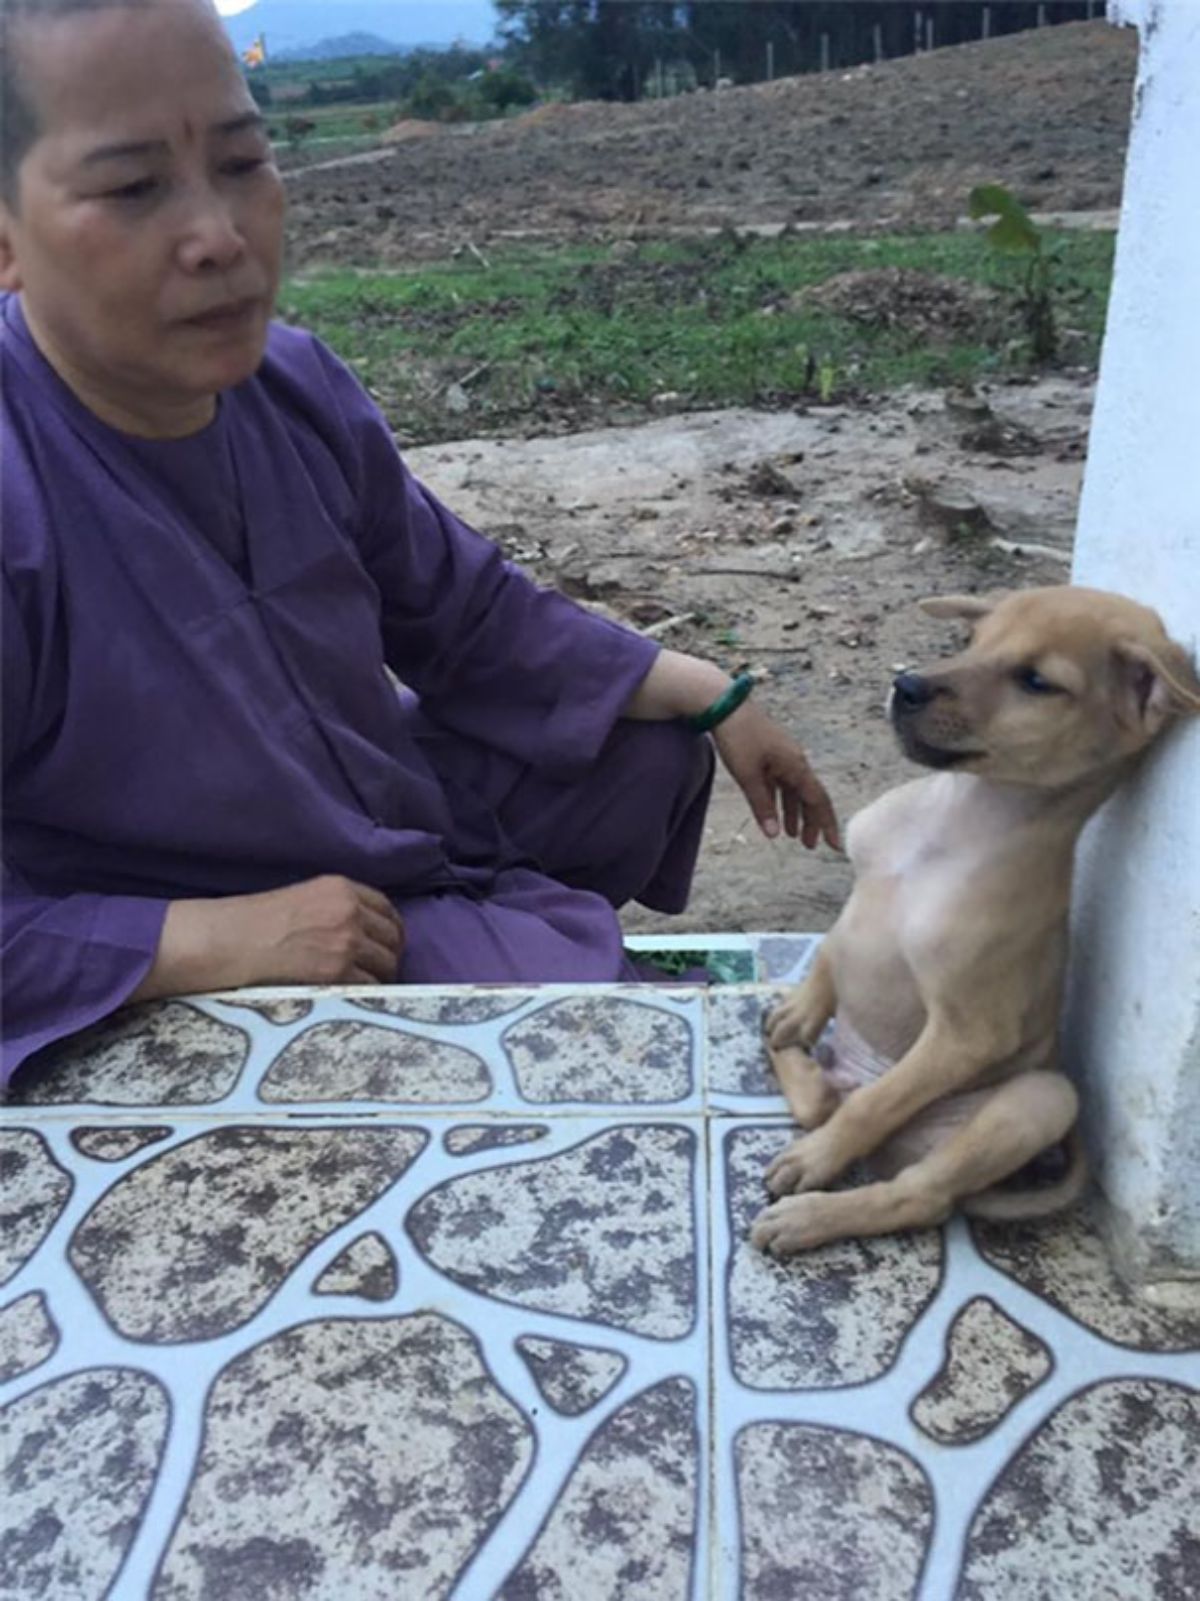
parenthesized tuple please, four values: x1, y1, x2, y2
(0, 203, 24, 292)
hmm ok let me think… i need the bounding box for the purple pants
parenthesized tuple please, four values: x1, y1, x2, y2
(395, 713, 715, 984)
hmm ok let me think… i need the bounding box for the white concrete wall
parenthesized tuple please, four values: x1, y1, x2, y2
(1068, 0, 1200, 1283)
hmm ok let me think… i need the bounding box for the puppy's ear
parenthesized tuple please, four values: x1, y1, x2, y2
(1111, 638, 1200, 737)
(918, 592, 1007, 621)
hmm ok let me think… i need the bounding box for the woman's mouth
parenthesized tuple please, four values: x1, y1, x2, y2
(184, 298, 260, 330)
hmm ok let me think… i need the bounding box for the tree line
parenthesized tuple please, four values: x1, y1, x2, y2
(494, 1, 1099, 102)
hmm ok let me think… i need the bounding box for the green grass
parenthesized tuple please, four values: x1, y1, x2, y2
(279, 229, 1115, 443)
(267, 99, 398, 145)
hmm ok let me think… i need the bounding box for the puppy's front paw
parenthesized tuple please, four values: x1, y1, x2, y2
(765, 994, 822, 1051)
(751, 1193, 848, 1255)
(764, 1129, 845, 1197)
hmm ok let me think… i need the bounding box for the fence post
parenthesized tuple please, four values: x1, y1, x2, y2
(982, 6, 991, 41)
(874, 23, 884, 62)
(766, 40, 774, 81)
(914, 9, 923, 52)
(820, 32, 829, 72)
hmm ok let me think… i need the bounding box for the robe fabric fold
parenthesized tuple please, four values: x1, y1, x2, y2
(1, 295, 713, 1087)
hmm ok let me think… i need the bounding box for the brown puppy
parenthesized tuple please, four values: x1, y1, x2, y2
(753, 585, 1200, 1255)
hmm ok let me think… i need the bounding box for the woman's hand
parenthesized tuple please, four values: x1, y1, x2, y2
(624, 648, 840, 851)
(713, 700, 841, 851)
(129, 876, 406, 1002)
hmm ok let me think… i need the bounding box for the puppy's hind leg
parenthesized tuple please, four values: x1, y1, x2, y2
(753, 1071, 1080, 1255)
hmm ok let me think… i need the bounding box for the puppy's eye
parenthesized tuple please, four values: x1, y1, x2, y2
(1014, 667, 1063, 695)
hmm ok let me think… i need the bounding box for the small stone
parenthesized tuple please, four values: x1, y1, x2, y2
(515, 1336, 627, 1416)
(911, 1297, 1052, 1445)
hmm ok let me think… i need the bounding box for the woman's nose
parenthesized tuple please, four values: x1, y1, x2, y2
(177, 192, 246, 273)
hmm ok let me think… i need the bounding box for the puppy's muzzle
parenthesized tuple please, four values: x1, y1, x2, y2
(889, 672, 936, 722)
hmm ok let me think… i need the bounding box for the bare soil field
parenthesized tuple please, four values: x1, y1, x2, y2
(406, 375, 1090, 934)
(283, 21, 1134, 267)
(278, 21, 1131, 936)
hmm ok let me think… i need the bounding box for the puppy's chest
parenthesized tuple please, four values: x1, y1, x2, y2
(846, 794, 956, 884)
(844, 795, 978, 938)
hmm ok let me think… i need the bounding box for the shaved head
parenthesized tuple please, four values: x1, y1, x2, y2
(0, 0, 222, 204)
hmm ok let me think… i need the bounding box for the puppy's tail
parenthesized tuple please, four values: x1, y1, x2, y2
(961, 1128, 1089, 1222)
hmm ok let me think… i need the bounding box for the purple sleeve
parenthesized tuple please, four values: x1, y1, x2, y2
(309, 340, 660, 775)
(2, 579, 166, 1088)
(1, 873, 167, 1090)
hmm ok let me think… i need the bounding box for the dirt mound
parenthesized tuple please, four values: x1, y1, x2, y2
(283, 21, 1136, 266)
(379, 119, 439, 144)
(799, 268, 1007, 341)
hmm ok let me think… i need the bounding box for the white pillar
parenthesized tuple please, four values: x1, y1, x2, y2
(1068, 0, 1200, 1284)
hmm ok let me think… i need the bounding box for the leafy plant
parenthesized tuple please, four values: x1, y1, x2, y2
(968, 184, 1057, 362)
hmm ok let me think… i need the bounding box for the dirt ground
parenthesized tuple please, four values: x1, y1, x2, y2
(282, 21, 1134, 267)
(278, 21, 1125, 935)
(407, 374, 1091, 934)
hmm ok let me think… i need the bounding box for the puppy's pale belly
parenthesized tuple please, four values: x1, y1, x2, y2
(827, 779, 1066, 1073)
(826, 878, 929, 1062)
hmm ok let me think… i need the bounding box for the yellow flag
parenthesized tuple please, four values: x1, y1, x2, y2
(242, 35, 265, 68)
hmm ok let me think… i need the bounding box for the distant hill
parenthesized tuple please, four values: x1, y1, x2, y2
(272, 31, 409, 62)
(223, 2, 496, 57)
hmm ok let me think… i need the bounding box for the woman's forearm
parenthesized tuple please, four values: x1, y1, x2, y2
(621, 649, 733, 721)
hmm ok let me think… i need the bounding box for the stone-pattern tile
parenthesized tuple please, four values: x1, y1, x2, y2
(502, 995, 696, 1104)
(406, 1124, 698, 1338)
(721, 1124, 943, 1387)
(351, 993, 532, 1022)
(260, 1020, 493, 1103)
(219, 997, 314, 1024)
(444, 1123, 550, 1156)
(958, 1380, 1200, 1599)
(11, 1002, 250, 1105)
(910, 1297, 1052, 1445)
(1, 1369, 170, 1598)
(735, 1422, 934, 1600)
(499, 1377, 699, 1599)
(155, 1315, 533, 1600)
(311, 1230, 398, 1301)
(70, 1126, 427, 1340)
(0, 1130, 73, 1286)
(0, 1292, 59, 1383)
(706, 987, 790, 1106)
(972, 1199, 1200, 1350)
(70, 1125, 174, 1161)
(753, 934, 819, 984)
(3, 986, 704, 1115)
(5, 968, 1200, 1601)
(515, 1335, 627, 1416)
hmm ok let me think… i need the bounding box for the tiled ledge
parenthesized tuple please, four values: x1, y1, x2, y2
(3, 934, 1198, 1600)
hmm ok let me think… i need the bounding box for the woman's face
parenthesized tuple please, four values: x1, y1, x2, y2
(0, 0, 285, 435)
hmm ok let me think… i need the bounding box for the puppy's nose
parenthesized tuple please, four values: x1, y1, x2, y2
(892, 672, 935, 710)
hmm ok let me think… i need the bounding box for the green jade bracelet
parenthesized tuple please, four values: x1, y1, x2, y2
(686, 670, 758, 734)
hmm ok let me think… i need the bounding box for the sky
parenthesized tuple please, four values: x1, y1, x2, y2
(216, 0, 501, 51)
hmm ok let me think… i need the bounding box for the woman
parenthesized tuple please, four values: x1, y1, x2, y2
(0, 0, 837, 1085)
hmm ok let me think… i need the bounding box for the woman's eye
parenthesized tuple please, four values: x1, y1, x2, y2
(105, 178, 159, 201)
(223, 158, 266, 176)
(1015, 667, 1062, 695)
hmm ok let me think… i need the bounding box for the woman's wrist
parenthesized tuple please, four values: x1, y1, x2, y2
(686, 670, 761, 733)
(623, 649, 732, 721)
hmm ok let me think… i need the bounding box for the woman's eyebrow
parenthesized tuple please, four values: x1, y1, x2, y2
(81, 113, 267, 167)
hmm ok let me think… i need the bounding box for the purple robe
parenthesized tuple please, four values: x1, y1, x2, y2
(1, 295, 712, 1087)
